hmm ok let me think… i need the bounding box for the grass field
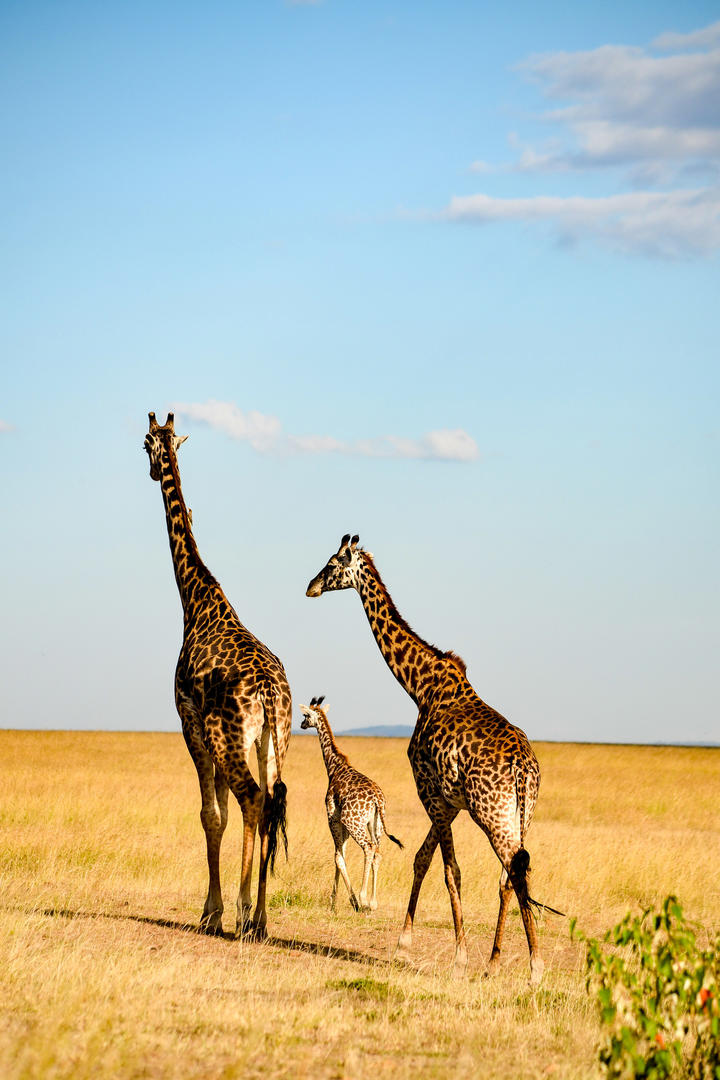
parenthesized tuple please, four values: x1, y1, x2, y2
(0, 730, 718, 1079)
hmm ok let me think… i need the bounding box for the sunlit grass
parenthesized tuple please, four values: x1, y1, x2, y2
(0, 730, 717, 1079)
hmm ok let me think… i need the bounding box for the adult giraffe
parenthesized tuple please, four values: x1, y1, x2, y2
(144, 412, 291, 938)
(306, 534, 558, 984)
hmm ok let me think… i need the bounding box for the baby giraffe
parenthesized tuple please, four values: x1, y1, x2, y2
(300, 697, 403, 912)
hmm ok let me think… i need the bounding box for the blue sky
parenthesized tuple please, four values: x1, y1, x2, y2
(1, 1, 718, 744)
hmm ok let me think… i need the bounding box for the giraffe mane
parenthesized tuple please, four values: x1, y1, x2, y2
(361, 551, 466, 673)
(315, 705, 350, 765)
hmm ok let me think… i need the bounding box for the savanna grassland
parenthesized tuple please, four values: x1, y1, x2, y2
(0, 730, 718, 1080)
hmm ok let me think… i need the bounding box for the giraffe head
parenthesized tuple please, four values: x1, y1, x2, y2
(306, 534, 364, 597)
(299, 695, 328, 730)
(143, 412, 188, 481)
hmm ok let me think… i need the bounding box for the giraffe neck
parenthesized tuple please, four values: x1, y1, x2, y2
(158, 444, 218, 618)
(314, 713, 348, 781)
(355, 554, 454, 706)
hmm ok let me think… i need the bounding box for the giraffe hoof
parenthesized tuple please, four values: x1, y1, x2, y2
(199, 920, 224, 937)
(529, 956, 545, 987)
(199, 911, 224, 935)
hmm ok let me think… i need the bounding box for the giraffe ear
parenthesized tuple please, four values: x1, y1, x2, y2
(321, 702, 330, 713)
(174, 435, 188, 450)
(299, 704, 309, 716)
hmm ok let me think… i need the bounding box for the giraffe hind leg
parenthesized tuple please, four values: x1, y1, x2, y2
(488, 830, 544, 986)
(180, 710, 228, 935)
(487, 868, 514, 974)
(345, 818, 375, 912)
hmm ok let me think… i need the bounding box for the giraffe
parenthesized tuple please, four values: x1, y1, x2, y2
(143, 412, 291, 938)
(306, 535, 560, 985)
(299, 696, 403, 912)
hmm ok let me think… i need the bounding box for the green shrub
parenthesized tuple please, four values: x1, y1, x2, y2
(572, 897, 719, 1078)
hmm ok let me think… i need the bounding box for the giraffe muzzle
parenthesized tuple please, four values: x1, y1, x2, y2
(306, 575, 324, 598)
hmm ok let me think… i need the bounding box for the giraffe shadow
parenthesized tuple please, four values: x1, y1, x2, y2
(37, 907, 390, 967)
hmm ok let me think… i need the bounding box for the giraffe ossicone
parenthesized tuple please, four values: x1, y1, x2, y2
(307, 533, 561, 985)
(144, 411, 292, 939)
(299, 697, 403, 913)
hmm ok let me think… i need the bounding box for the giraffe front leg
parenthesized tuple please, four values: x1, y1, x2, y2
(395, 825, 439, 962)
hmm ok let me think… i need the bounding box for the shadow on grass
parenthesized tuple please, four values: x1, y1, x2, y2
(38, 906, 391, 967)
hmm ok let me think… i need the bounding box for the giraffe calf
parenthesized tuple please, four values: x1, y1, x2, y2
(300, 697, 403, 912)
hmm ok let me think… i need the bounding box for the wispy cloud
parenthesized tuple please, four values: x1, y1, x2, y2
(442, 22, 720, 257)
(443, 188, 720, 259)
(516, 36, 720, 180)
(171, 400, 479, 463)
(0, 420, 14, 433)
(653, 21, 720, 51)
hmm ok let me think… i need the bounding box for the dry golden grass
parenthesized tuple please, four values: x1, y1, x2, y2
(0, 730, 718, 1079)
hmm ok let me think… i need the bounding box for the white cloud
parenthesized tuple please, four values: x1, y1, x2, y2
(443, 188, 720, 258)
(513, 27, 720, 180)
(653, 21, 720, 51)
(440, 22, 720, 257)
(172, 400, 479, 463)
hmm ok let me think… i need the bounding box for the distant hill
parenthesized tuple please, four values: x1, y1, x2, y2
(340, 725, 414, 738)
(295, 724, 413, 738)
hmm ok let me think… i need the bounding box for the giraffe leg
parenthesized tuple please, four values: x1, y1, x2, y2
(487, 869, 514, 974)
(330, 830, 350, 911)
(367, 807, 381, 911)
(357, 841, 374, 912)
(250, 725, 280, 938)
(369, 847, 380, 911)
(489, 831, 545, 986)
(509, 848, 544, 986)
(180, 711, 228, 934)
(395, 824, 439, 962)
(233, 787, 265, 936)
(331, 824, 359, 910)
(436, 817, 468, 977)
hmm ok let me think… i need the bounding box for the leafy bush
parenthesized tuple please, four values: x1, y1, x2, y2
(572, 896, 719, 1078)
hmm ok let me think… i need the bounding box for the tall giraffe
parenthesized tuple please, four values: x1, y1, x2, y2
(299, 695, 403, 912)
(307, 535, 559, 984)
(144, 412, 291, 938)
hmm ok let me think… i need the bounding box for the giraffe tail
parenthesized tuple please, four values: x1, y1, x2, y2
(263, 690, 288, 875)
(512, 768, 564, 919)
(377, 803, 404, 849)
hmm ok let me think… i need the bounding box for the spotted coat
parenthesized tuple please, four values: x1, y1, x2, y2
(300, 696, 403, 911)
(144, 412, 291, 937)
(307, 534, 549, 984)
